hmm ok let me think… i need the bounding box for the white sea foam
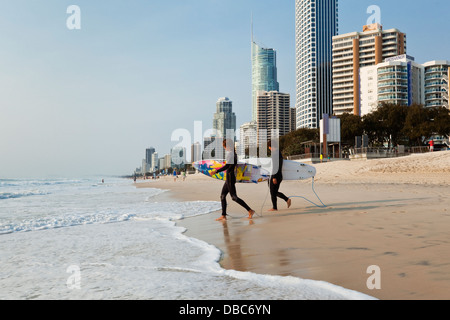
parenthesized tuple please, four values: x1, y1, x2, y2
(0, 177, 375, 300)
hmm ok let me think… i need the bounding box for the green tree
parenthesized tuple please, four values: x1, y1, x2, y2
(338, 113, 363, 146)
(280, 128, 319, 156)
(381, 103, 409, 147)
(430, 107, 450, 137)
(361, 103, 408, 147)
(402, 104, 434, 146)
(362, 110, 386, 146)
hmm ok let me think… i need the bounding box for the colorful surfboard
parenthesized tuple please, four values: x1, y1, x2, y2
(193, 160, 270, 184)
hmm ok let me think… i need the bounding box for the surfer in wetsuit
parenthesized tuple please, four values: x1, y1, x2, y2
(268, 140, 291, 211)
(210, 139, 255, 221)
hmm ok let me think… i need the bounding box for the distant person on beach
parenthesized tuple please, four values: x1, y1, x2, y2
(210, 139, 255, 221)
(173, 170, 178, 182)
(268, 140, 291, 212)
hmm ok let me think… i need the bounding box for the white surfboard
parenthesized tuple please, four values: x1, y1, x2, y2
(243, 158, 316, 181)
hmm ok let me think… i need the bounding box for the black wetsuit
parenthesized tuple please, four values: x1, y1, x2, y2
(216, 150, 252, 217)
(269, 149, 289, 210)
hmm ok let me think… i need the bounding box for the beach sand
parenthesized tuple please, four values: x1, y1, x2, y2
(136, 151, 450, 300)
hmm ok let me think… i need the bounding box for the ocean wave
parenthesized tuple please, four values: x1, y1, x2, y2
(0, 190, 50, 200)
(0, 200, 221, 235)
(0, 212, 137, 235)
(0, 178, 85, 187)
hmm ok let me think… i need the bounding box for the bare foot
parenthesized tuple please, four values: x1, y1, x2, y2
(268, 208, 277, 212)
(287, 198, 292, 209)
(216, 215, 227, 221)
(248, 210, 255, 219)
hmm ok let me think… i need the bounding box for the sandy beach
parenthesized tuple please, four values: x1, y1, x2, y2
(136, 151, 450, 300)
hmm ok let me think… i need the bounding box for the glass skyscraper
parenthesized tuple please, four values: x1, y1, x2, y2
(251, 40, 279, 122)
(295, 0, 338, 129)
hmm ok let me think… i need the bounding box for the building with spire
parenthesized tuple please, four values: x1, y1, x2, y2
(251, 25, 279, 123)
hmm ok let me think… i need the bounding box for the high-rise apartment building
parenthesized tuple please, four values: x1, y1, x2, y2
(256, 91, 292, 144)
(295, 0, 338, 129)
(239, 121, 257, 158)
(213, 97, 236, 140)
(252, 40, 279, 122)
(359, 56, 449, 115)
(332, 23, 407, 116)
(151, 152, 159, 172)
(359, 55, 423, 116)
(145, 147, 155, 170)
(191, 142, 202, 163)
(423, 61, 450, 109)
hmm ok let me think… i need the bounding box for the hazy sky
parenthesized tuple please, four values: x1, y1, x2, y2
(1, 0, 449, 178)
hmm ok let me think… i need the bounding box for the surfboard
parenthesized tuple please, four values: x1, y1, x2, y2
(193, 159, 270, 184)
(243, 158, 316, 181)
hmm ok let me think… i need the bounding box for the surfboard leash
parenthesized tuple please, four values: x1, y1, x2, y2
(287, 177, 327, 208)
(258, 182, 271, 217)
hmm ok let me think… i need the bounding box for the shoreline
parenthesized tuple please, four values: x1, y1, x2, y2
(135, 151, 450, 300)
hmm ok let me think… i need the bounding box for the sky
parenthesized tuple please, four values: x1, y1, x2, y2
(0, 0, 449, 178)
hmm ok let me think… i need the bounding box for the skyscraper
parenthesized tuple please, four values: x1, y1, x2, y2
(252, 38, 279, 122)
(213, 97, 236, 140)
(295, 0, 338, 129)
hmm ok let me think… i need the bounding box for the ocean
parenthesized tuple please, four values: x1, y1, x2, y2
(0, 177, 374, 300)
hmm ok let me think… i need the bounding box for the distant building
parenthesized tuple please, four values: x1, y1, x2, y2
(256, 91, 292, 145)
(158, 157, 165, 171)
(151, 152, 159, 172)
(360, 55, 423, 115)
(332, 24, 407, 116)
(423, 61, 450, 109)
(359, 55, 450, 115)
(145, 147, 155, 169)
(191, 142, 202, 163)
(239, 121, 257, 158)
(142, 159, 148, 174)
(164, 154, 171, 170)
(213, 97, 236, 140)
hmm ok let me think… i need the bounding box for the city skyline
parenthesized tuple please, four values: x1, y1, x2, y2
(1, 0, 449, 178)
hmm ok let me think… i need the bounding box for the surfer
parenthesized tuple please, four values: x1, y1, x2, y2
(210, 139, 255, 221)
(268, 140, 291, 211)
